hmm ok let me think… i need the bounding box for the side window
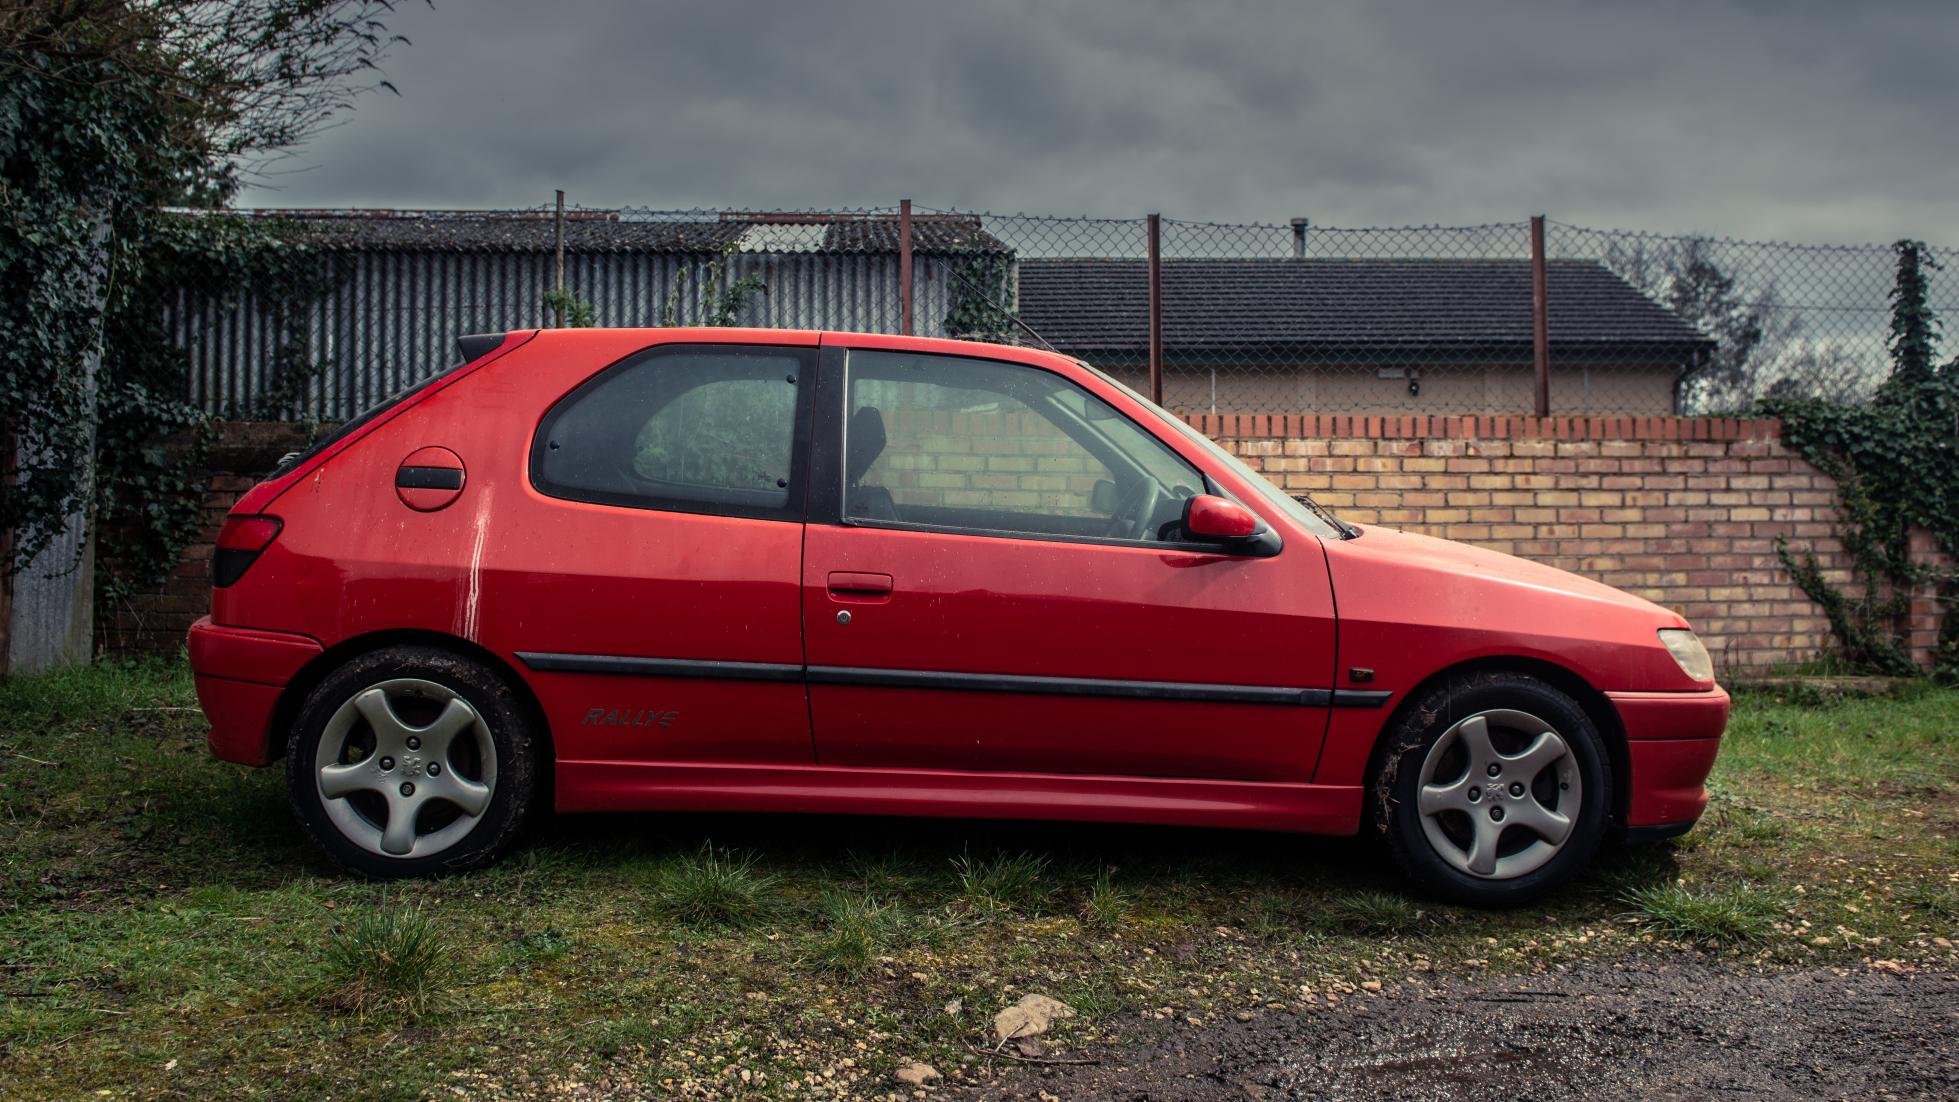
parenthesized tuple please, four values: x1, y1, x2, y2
(844, 350, 1205, 542)
(532, 345, 810, 520)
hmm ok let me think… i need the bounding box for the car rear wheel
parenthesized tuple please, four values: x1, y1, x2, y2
(1376, 671, 1611, 906)
(287, 646, 538, 878)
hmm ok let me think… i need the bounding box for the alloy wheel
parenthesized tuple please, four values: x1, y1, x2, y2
(1415, 708, 1582, 880)
(313, 678, 498, 859)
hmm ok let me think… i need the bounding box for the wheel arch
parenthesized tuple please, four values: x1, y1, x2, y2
(265, 630, 555, 777)
(1362, 655, 1629, 832)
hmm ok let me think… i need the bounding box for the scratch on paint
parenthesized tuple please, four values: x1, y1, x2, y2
(460, 487, 491, 642)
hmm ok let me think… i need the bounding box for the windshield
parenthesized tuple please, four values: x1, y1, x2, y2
(1074, 361, 1354, 540)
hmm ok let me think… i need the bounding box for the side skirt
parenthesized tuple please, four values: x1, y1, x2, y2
(554, 760, 1363, 835)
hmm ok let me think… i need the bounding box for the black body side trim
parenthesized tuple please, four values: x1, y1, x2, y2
(808, 665, 1321, 706)
(1330, 689, 1393, 709)
(517, 651, 1383, 709)
(395, 466, 465, 490)
(515, 653, 804, 683)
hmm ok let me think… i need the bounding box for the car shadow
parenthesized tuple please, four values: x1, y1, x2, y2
(532, 807, 1409, 894)
(124, 753, 1681, 918)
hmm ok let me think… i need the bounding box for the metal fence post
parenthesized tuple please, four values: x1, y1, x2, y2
(1147, 212, 1163, 405)
(899, 199, 914, 336)
(553, 190, 566, 328)
(1530, 214, 1550, 417)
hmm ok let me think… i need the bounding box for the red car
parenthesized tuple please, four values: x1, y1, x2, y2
(188, 328, 1727, 904)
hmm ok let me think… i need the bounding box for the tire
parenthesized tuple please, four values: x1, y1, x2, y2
(1373, 670, 1612, 907)
(286, 646, 539, 878)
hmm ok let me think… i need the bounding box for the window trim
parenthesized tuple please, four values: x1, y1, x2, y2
(529, 342, 817, 523)
(828, 347, 1278, 555)
(835, 512, 1268, 556)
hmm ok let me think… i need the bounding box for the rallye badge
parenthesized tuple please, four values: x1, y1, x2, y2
(581, 707, 679, 729)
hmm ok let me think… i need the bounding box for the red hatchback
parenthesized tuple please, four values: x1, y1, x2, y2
(189, 328, 1728, 904)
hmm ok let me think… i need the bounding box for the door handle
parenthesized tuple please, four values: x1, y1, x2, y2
(827, 571, 894, 597)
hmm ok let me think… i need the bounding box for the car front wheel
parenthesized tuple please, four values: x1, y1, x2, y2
(1376, 671, 1611, 906)
(287, 646, 538, 878)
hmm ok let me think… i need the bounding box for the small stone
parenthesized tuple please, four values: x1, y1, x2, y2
(894, 1062, 939, 1087)
(1234, 1010, 1255, 1022)
(993, 994, 1074, 1044)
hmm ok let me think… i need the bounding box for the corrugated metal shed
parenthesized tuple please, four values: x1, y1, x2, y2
(171, 210, 1012, 420)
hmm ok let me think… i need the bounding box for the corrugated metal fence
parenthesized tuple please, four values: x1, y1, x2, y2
(165, 206, 1955, 421)
(172, 213, 985, 421)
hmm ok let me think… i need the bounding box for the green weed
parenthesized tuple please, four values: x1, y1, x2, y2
(954, 850, 1052, 916)
(654, 843, 780, 929)
(1621, 883, 1780, 946)
(322, 902, 445, 1018)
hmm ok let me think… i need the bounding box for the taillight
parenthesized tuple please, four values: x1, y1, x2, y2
(213, 515, 282, 588)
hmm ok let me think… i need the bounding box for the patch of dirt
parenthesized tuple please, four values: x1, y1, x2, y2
(949, 959, 1959, 1101)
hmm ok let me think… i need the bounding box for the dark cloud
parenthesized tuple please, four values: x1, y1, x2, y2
(238, 0, 1959, 245)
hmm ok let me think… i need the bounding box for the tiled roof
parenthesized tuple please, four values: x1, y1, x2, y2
(223, 209, 1009, 256)
(1017, 258, 1712, 353)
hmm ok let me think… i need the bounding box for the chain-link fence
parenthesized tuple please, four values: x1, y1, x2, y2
(166, 205, 1955, 421)
(1546, 222, 1954, 412)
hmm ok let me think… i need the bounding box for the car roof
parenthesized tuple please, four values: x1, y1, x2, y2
(513, 327, 1082, 374)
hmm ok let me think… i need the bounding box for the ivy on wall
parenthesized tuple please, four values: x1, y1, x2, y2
(943, 235, 1018, 343)
(1766, 241, 1958, 678)
(95, 213, 338, 616)
(3, 3, 408, 638)
(3, 14, 182, 580)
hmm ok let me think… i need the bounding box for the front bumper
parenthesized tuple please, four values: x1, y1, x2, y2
(187, 616, 321, 766)
(1608, 686, 1730, 827)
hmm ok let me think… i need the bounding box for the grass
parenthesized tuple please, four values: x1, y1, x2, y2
(1079, 865, 1129, 930)
(1620, 882, 1782, 946)
(953, 849, 1052, 916)
(1, 657, 1955, 1099)
(1312, 889, 1427, 936)
(808, 890, 907, 976)
(321, 901, 445, 1017)
(653, 842, 781, 928)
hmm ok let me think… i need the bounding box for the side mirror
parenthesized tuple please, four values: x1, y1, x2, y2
(1182, 495, 1281, 555)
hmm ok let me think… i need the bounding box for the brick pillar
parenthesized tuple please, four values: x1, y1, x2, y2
(1905, 526, 1952, 669)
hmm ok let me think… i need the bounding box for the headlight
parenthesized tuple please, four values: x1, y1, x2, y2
(1657, 628, 1713, 683)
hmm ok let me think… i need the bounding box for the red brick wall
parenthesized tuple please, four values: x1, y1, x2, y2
(101, 417, 1938, 676)
(96, 423, 318, 656)
(1193, 414, 1860, 675)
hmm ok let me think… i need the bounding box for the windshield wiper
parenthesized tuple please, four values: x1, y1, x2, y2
(1294, 493, 1359, 539)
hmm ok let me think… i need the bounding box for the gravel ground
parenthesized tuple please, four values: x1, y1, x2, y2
(950, 960, 1959, 1101)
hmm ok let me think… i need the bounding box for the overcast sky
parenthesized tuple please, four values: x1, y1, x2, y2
(238, 1, 1959, 247)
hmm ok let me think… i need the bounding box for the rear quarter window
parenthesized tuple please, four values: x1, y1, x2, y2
(530, 345, 814, 522)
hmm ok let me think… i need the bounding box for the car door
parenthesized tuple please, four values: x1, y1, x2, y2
(508, 339, 818, 769)
(801, 341, 1339, 782)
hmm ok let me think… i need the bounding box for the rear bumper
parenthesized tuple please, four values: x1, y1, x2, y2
(1608, 686, 1730, 828)
(187, 616, 320, 766)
